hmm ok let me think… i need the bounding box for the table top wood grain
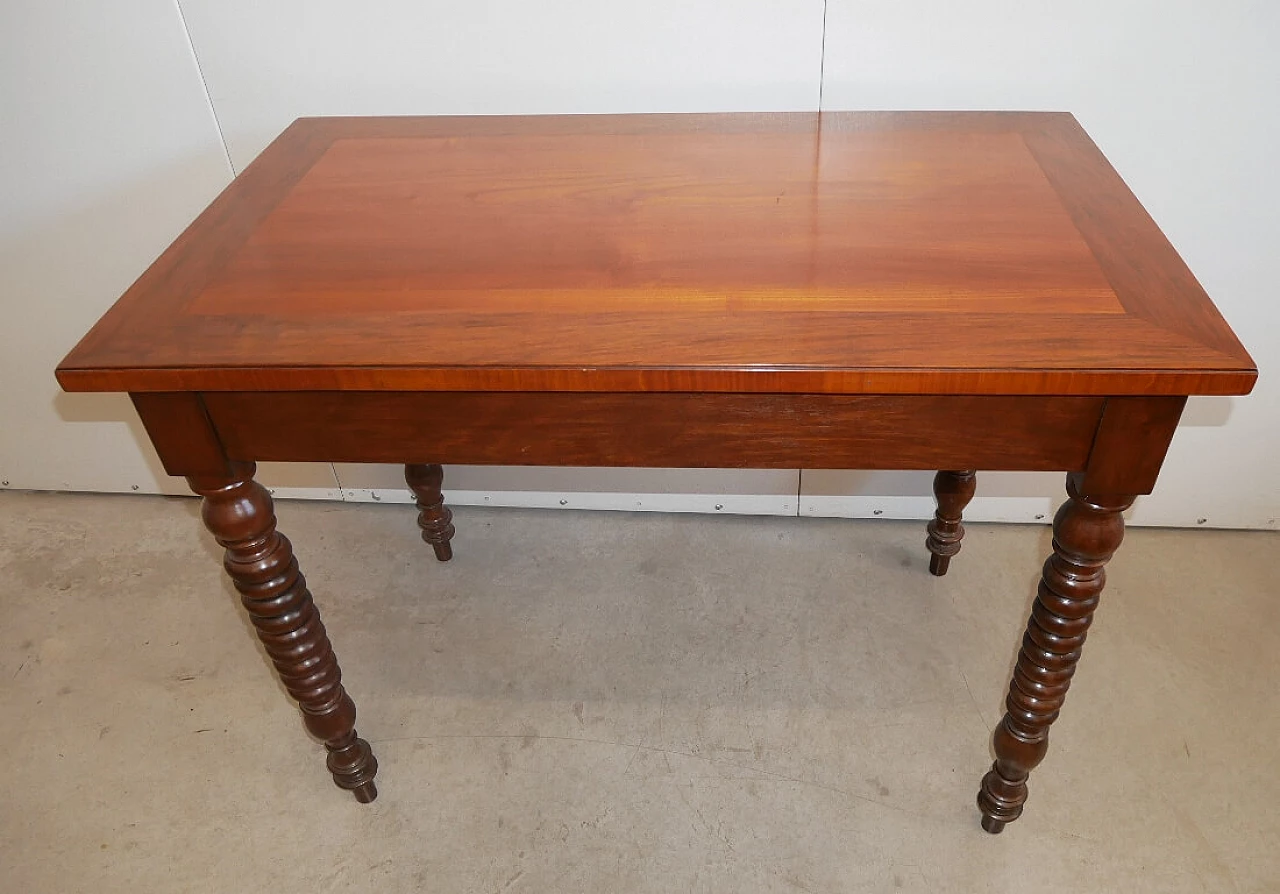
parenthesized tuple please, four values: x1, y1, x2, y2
(57, 112, 1255, 397)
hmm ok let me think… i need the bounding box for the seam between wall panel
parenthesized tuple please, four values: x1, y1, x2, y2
(818, 1, 829, 110)
(173, 0, 236, 176)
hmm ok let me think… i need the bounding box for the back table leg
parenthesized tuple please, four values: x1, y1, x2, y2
(927, 470, 977, 575)
(187, 462, 379, 802)
(406, 463, 456, 561)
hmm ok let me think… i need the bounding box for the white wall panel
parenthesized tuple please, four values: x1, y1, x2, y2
(0, 2, 340, 497)
(810, 1, 1279, 529)
(178, 0, 827, 170)
(0, 1, 230, 495)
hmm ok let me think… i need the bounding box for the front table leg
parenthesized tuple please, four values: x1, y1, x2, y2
(977, 473, 1134, 832)
(187, 462, 379, 802)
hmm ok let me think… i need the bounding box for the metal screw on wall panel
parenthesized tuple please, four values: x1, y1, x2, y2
(715, 504, 724, 511)
(1, 480, 8, 487)
(1035, 514, 1046, 520)
(559, 499, 568, 506)
(1196, 518, 1208, 525)
(873, 509, 883, 515)
(131, 485, 139, 491)
(371, 492, 381, 501)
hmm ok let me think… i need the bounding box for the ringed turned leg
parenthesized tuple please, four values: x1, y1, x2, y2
(977, 473, 1134, 832)
(927, 470, 977, 576)
(187, 462, 378, 802)
(405, 463, 455, 562)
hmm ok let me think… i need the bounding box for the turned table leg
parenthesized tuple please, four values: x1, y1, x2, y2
(405, 463, 455, 562)
(187, 462, 379, 802)
(927, 470, 977, 576)
(977, 472, 1134, 832)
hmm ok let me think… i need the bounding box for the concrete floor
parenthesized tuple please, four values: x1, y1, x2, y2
(1, 491, 1277, 893)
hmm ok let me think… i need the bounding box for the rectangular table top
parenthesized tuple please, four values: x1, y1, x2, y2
(57, 112, 1255, 396)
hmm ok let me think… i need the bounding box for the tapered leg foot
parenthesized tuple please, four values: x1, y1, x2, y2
(405, 463, 455, 562)
(927, 470, 977, 576)
(976, 473, 1134, 832)
(327, 730, 379, 801)
(980, 815, 1006, 835)
(188, 462, 379, 802)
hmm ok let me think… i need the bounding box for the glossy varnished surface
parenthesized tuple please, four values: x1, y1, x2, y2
(56, 111, 1254, 829)
(57, 112, 1254, 395)
(198, 392, 1106, 472)
(195, 131, 1118, 317)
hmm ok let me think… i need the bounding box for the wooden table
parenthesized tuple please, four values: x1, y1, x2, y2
(57, 112, 1255, 833)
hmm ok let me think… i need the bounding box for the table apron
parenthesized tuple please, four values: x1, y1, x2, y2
(193, 391, 1106, 472)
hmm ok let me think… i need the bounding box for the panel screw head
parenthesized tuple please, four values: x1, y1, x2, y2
(559, 499, 568, 506)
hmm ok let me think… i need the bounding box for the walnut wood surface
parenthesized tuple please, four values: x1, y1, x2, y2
(130, 392, 231, 478)
(977, 473, 1134, 833)
(405, 463, 455, 562)
(54, 111, 1257, 825)
(927, 470, 978, 576)
(202, 392, 1104, 472)
(188, 462, 378, 801)
(1081, 396, 1186, 494)
(57, 113, 1254, 397)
